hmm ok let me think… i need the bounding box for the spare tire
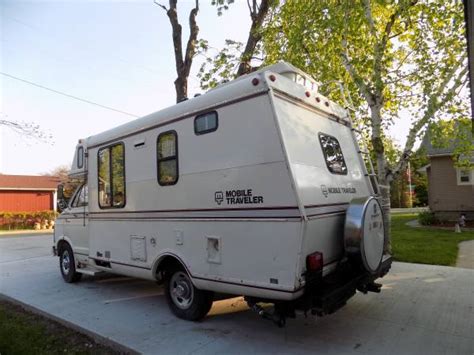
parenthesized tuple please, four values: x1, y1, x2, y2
(344, 196, 384, 274)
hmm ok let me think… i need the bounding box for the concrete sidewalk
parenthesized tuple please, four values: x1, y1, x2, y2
(1, 234, 473, 355)
(457, 240, 474, 269)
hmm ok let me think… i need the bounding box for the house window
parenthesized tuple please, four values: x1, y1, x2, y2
(457, 168, 473, 185)
(98, 143, 125, 208)
(319, 133, 348, 175)
(194, 111, 218, 135)
(77, 146, 84, 168)
(157, 131, 178, 185)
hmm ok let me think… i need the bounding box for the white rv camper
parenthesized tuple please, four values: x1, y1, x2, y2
(54, 62, 391, 326)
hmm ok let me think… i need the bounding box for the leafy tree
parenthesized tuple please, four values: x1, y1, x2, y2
(428, 118, 474, 167)
(198, 0, 278, 89)
(262, 0, 470, 252)
(43, 165, 80, 201)
(155, 0, 201, 103)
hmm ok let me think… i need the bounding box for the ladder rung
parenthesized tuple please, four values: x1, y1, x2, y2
(351, 128, 362, 134)
(358, 150, 370, 154)
(365, 173, 377, 177)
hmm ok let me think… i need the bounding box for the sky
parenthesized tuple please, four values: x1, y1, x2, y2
(0, 0, 415, 176)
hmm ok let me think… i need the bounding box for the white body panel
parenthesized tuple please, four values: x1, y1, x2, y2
(54, 62, 375, 301)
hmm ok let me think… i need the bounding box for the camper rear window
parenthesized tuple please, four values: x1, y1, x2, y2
(194, 111, 218, 135)
(98, 143, 126, 208)
(319, 133, 348, 175)
(157, 131, 178, 185)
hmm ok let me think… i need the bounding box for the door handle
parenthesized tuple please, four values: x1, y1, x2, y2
(65, 219, 71, 223)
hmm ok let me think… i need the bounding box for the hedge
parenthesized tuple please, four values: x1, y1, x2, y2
(0, 211, 59, 230)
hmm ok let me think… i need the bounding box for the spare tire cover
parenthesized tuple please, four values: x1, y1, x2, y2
(344, 196, 384, 274)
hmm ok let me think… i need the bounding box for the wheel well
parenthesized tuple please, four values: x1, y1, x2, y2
(154, 255, 186, 283)
(57, 240, 69, 255)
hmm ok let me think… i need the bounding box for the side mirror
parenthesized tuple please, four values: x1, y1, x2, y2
(57, 184, 64, 199)
(57, 184, 67, 212)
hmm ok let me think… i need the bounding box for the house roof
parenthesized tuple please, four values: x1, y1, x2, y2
(0, 174, 60, 190)
(420, 121, 473, 157)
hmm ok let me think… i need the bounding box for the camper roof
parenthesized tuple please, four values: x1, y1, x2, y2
(209, 61, 320, 92)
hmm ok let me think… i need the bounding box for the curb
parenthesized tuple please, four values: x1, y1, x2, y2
(0, 293, 139, 355)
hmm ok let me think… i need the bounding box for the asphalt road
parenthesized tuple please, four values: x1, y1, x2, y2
(1, 233, 473, 355)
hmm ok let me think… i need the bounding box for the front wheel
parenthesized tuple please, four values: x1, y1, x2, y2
(164, 268, 213, 321)
(59, 244, 82, 283)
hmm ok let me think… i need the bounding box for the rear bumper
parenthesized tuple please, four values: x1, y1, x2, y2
(300, 254, 392, 315)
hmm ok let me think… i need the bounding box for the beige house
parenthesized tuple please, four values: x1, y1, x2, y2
(420, 138, 474, 221)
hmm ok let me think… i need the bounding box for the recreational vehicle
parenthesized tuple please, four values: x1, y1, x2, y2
(53, 62, 392, 326)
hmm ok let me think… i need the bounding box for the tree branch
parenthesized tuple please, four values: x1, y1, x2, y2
(153, 1, 168, 11)
(340, 39, 375, 105)
(236, 0, 271, 76)
(362, 0, 377, 38)
(183, 0, 199, 77)
(388, 62, 468, 182)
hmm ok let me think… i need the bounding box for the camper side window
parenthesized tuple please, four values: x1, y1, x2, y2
(319, 133, 348, 175)
(98, 143, 126, 208)
(157, 131, 178, 185)
(194, 111, 218, 135)
(77, 146, 84, 169)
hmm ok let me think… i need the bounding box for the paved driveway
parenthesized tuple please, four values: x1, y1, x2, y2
(1, 234, 473, 355)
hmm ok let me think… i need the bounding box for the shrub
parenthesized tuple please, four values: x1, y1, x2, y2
(418, 211, 439, 226)
(0, 211, 59, 230)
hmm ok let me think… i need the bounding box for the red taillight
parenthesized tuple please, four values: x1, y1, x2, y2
(306, 252, 323, 272)
(252, 78, 260, 86)
(305, 91, 311, 97)
(269, 74, 276, 81)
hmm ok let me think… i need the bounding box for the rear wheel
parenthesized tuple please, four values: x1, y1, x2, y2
(164, 267, 213, 321)
(59, 244, 82, 283)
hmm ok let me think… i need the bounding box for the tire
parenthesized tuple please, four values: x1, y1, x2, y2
(164, 267, 213, 321)
(59, 244, 82, 283)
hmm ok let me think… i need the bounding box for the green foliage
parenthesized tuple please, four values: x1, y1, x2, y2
(0, 210, 58, 230)
(413, 177, 428, 207)
(198, 40, 245, 90)
(391, 214, 473, 266)
(417, 211, 438, 226)
(428, 118, 474, 168)
(198, 1, 278, 89)
(211, 0, 235, 16)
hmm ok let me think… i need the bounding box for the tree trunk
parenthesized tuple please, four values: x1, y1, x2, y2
(159, 0, 199, 103)
(236, 0, 271, 76)
(174, 76, 188, 103)
(378, 177, 392, 254)
(369, 103, 392, 254)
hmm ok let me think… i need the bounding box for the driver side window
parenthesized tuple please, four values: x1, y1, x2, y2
(71, 185, 88, 208)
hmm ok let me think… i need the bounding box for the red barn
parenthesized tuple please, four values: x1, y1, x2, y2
(0, 174, 60, 212)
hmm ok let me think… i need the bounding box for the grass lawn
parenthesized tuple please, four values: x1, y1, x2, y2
(0, 300, 120, 355)
(391, 214, 474, 266)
